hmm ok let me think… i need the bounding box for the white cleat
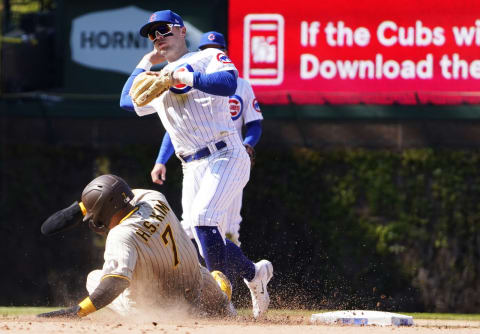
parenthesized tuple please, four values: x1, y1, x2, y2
(244, 259, 273, 318)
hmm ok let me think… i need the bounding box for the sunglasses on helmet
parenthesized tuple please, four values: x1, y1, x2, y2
(147, 23, 179, 41)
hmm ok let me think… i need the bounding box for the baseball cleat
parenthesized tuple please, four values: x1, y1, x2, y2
(244, 259, 273, 318)
(211, 270, 233, 301)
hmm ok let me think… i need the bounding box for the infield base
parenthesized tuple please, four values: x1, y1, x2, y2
(310, 310, 414, 326)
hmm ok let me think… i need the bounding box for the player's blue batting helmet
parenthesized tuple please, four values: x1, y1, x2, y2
(140, 10, 184, 38)
(198, 31, 226, 50)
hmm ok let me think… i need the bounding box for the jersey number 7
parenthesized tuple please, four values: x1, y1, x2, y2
(161, 224, 180, 267)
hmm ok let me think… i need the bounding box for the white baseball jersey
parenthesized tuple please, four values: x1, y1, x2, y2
(133, 48, 251, 236)
(229, 77, 263, 140)
(221, 78, 263, 245)
(134, 48, 239, 157)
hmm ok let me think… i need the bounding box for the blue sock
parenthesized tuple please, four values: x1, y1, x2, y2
(194, 226, 228, 277)
(225, 239, 256, 282)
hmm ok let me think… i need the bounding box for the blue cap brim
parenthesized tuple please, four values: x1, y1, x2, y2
(199, 41, 226, 50)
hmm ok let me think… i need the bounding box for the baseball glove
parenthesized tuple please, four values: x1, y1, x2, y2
(130, 70, 172, 107)
(41, 201, 84, 236)
(244, 144, 255, 169)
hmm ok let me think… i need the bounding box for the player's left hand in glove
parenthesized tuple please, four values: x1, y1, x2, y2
(244, 144, 255, 169)
(37, 305, 81, 319)
(129, 69, 172, 107)
(41, 201, 84, 236)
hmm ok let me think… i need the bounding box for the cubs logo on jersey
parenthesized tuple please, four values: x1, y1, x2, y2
(216, 53, 232, 64)
(252, 98, 261, 112)
(229, 95, 243, 121)
(170, 63, 194, 94)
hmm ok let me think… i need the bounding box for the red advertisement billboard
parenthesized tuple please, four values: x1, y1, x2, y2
(228, 0, 480, 104)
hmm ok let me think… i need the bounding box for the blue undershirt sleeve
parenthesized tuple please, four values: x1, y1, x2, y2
(192, 70, 237, 96)
(120, 68, 145, 112)
(155, 132, 175, 164)
(243, 120, 263, 147)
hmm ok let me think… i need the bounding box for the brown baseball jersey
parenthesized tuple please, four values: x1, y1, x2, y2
(86, 189, 229, 314)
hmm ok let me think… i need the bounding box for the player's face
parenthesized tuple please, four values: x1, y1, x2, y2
(151, 25, 186, 57)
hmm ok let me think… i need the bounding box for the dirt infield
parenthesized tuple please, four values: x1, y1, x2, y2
(1, 312, 480, 334)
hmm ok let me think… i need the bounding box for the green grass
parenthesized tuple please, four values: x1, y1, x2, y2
(404, 313, 480, 321)
(0, 307, 57, 316)
(1, 307, 480, 321)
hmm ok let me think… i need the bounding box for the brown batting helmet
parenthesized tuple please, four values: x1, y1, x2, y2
(81, 174, 134, 234)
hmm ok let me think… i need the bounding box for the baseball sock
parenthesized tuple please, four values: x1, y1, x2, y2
(194, 226, 229, 279)
(225, 239, 256, 282)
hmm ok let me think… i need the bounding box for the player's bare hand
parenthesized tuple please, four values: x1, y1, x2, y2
(244, 144, 255, 169)
(144, 49, 166, 65)
(151, 163, 167, 185)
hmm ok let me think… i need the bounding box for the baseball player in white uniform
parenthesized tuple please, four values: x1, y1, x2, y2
(198, 31, 263, 247)
(119, 11, 272, 318)
(38, 174, 234, 318)
(152, 31, 263, 247)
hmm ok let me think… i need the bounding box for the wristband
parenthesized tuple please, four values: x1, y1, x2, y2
(77, 297, 97, 317)
(173, 71, 194, 86)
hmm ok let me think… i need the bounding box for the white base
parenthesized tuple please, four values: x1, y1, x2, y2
(310, 310, 414, 326)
